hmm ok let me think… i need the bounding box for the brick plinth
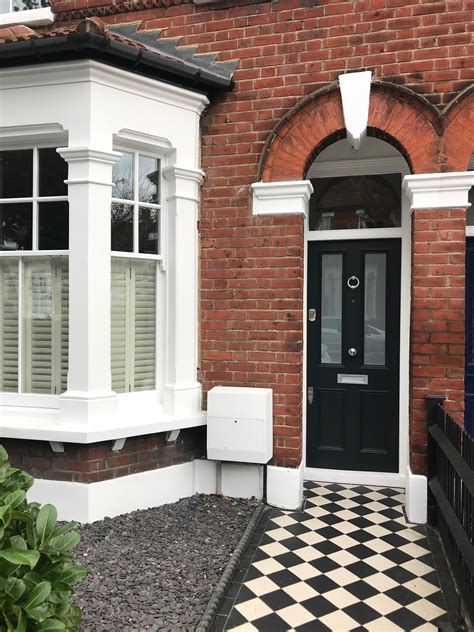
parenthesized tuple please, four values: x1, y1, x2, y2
(410, 208, 466, 475)
(2, 428, 205, 483)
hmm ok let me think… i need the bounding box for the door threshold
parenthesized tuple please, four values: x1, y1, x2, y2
(304, 467, 406, 489)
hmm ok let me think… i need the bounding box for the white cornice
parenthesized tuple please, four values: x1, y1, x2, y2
(58, 147, 122, 165)
(0, 60, 210, 115)
(163, 166, 205, 183)
(251, 180, 314, 218)
(403, 172, 474, 211)
(114, 129, 175, 157)
(0, 123, 67, 150)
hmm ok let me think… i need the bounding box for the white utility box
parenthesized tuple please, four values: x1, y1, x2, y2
(207, 386, 273, 463)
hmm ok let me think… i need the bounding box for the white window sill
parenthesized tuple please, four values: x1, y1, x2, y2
(0, 7, 54, 28)
(0, 404, 207, 443)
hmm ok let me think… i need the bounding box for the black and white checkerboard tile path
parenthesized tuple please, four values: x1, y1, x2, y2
(214, 482, 451, 632)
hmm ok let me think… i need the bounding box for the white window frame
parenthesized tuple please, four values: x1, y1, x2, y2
(0, 143, 69, 408)
(0, 5, 53, 27)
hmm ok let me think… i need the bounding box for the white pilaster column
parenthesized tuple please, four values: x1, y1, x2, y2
(162, 166, 204, 416)
(58, 147, 121, 424)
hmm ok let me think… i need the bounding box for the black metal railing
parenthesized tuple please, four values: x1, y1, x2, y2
(426, 395, 474, 622)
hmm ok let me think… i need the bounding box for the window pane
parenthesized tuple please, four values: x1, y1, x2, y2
(23, 257, 68, 394)
(38, 148, 67, 197)
(0, 258, 18, 392)
(0, 0, 11, 14)
(13, 0, 50, 10)
(0, 203, 32, 250)
(309, 174, 401, 231)
(39, 201, 69, 250)
(0, 150, 33, 198)
(111, 203, 133, 252)
(364, 253, 386, 366)
(139, 155, 159, 204)
(321, 254, 342, 364)
(139, 207, 159, 254)
(111, 258, 156, 394)
(112, 152, 134, 200)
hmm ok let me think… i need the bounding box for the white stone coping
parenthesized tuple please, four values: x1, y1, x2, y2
(403, 172, 474, 210)
(0, 409, 207, 443)
(0, 7, 54, 27)
(251, 180, 314, 218)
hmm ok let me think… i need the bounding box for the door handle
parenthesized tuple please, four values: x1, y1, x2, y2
(348, 348, 357, 357)
(308, 387, 314, 404)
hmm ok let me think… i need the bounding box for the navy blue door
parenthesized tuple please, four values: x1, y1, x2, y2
(465, 238, 474, 436)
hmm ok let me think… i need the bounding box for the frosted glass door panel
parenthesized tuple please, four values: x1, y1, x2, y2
(364, 253, 386, 365)
(321, 254, 342, 364)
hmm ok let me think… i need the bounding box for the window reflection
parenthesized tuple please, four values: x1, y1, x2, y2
(309, 174, 402, 231)
(0, 204, 32, 250)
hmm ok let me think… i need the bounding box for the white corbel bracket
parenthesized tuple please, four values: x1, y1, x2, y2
(112, 438, 127, 452)
(166, 429, 181, 443)
(403, 172, 474, 211)
(251, 180, 314, 218)
(49, 441, 64, 453)
(338, 71, 372, 151)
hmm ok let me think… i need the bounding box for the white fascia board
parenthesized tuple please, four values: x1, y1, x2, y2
(403, 172, 474, 210)
(0, 60, 209, 115)
(338, 71, 372, 151)
(252, 180, 314, 218)
(0, 409, 207, 443)
(0, 7, 53, 27)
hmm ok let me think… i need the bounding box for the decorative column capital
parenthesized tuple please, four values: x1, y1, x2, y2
(251, 180, 314, 218)
(57, 146, 122, 187)
(403, 172, 474, 211)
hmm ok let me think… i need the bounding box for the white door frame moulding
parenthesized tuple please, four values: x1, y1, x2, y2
(303, 157, 412, 490)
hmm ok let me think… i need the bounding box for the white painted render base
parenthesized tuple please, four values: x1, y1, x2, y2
(267, 461, 304, 510)
(304, 467, 406, 490)
(405, 466, 428, 524)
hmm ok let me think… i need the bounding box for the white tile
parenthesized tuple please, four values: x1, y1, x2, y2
(300, 517, 327, 530)
(277, 603, 314, 627)
(332, 520, 360, 534)
(366, 512, 388, 525)
(402, 578, 440, 598)
(259, 542, 289, 557)
(266, 527, 293, 542)
(323, 586, 359, 609)
(328, 549, 360, 567)
(319, 609, 359, 631)
(411, 624, 438, 632)
(326, 567, 359, 587)
(331, 534, 360, 550)
(297, 530, 325, 545)
(397, 528, 425, 542)
(288, 562, 321, 581)
(283, 581, 318, 603)
(245, 576, 279, 597)
(401, 559, 434, 577)
(399, 542, 430, 558)
(365, 554, 397, 572)
(365, 538, 393, 554)
(235, 597, 273, 622)
(365, 593, 401, 615)
(226, 623, 259, 632)
(294, 545, 323, 562)
(407, 598, 446, 621)
(337, 498, 359, 509)
(271, 514, 297, 527)
(366, 524, 391, 538)
(365, 616, 404, 631)
(252, 558, 285, 576)
(366, 572, 399, 593)
(333, 509, 359, 521)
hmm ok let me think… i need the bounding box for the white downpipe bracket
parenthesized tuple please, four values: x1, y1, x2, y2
(338, 71, 372, 151)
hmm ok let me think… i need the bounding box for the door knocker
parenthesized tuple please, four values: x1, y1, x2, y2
(347, 275, 360, 290)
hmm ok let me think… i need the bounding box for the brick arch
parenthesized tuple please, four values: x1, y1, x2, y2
(442, 85, 474, 172)
(260, 82, 441, 182)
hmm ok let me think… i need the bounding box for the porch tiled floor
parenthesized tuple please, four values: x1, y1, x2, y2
(213, 482, 451, 632)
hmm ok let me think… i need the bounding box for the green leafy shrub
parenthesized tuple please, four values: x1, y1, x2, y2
(0, 444, 86, 632)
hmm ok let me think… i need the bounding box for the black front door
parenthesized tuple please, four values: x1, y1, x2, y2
(307, 239, 401, 473)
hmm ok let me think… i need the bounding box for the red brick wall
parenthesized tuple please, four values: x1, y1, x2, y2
(35, 0, 473, 470)
(410, 208, 466, 474)
(2, 428, 205, 483)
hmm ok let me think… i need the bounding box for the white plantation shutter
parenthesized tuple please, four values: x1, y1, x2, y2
(0, 259, 19, 392)
(111, 258, 156, 393)
(23, 257, 68, 394)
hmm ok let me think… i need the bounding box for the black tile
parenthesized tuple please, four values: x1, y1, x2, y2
(384, 565, 418, 584)
(313, 540, 341, 555)
(379, 487, 402, 497)
(306, 575, 340, 594)
(350, 517, 373, 529)
(379, 496, 401, 508)
(348, 529, 374, 544)
(344, 561, 376, 579)
(323, 492, 346, 503)
(309, 556, 339, 573)
(250, 612, 289, 631)
(318, 512, 344, 526)
(346, 543, 376, 560)
(382, 548, 412, 565)
(216, 597, 235, 617)
(381, 532, 411, 548)
(385, 585, 421, 606)
(260, 589, 295, 612)
(344, 579, 379, 600)
(350, 504, 373, 516)
(285, 522, 312, 536)
(317, 526, 341, 540)
(210, 613, 227, 632)
(224, 609, 247, 630)
(278, 536, 309, 552)
(226, 581, 242, 600)
(273, 551, 305, 569)
(343, 601, 380, 624)
(380, 507, 405, 520)
(301, 594, 334, 617)
(382, 520, 406, 533)
(296, 619, 332, 631)
(268, 569, 300, 588)
(233, 585, 255, 604)
(243, 565, 263, 582)
(386, 606, 426, 629)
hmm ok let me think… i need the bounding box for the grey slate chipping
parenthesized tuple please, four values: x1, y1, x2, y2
(109, 22, 238, 81)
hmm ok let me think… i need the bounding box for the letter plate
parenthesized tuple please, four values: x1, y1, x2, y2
(337, 374, 368, 385)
